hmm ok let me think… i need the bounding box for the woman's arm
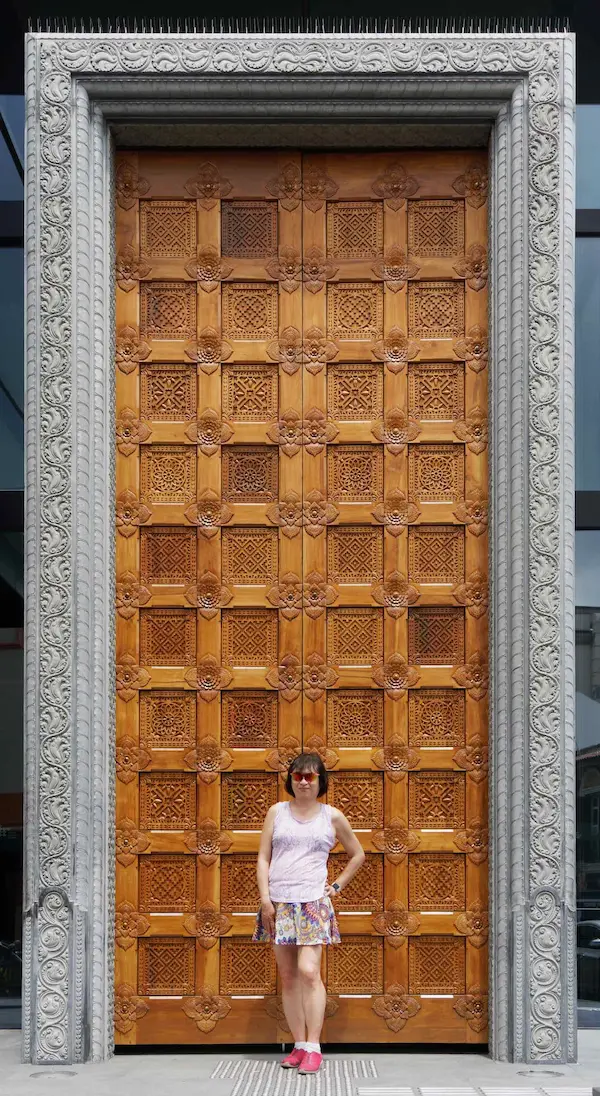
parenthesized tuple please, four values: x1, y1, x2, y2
(256, 804, 277, 935)
(324, 809, 366, 897)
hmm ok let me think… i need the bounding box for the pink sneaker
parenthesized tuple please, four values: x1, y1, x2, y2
(298, 1051, 323, 1074)
(280, 1048, 306, 1069)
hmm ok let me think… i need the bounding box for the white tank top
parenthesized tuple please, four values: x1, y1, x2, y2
(268, 801, 336, 903)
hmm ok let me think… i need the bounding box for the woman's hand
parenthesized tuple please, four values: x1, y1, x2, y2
(261, 898, 276, 937)
(324, 883, 339, 899)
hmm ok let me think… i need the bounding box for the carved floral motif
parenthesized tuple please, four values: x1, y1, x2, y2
(372, 654, 420, 699)
(453, 487, 488, 537)
(183, 903, 232, 948)
(115, 244, 151, 292)
(115, 902, 150, 949)
(304, 734, 339, 770)
(184, 569, 232, 617)
(265, 162, 302, 210)
(184, 327, 232, 373)
(184, 162, 232, 208)
(184, 737, 233, 783)
(266, 490, 303, 538)
(453, 987, 488, 1032)
(116, 407, 152, 456)
(116, 488, 152, 538)
(265, 247, 302, 293)
(301, 326, 339, 375)
(182, 990, 231, 1032)
(452, 325, 488, 372)
(372, 901, 420, 946)
(115, 984, 149, 1034)
(453, 406, 488, 454)
(266, 326, 302, 375)
(371, 327, 420, 373)
(302, 246, 339, 293)
(266, 408, 303, 457)
(115, 324, 151, 374)
(266, 736, 302, 772)
(116, 653, 150, 702)
(302, 164, 339, 211)
(116, 571, 151, 619)
(454, 820, 489, 864)
(453, 736, 489, 784)
(184, 819, 233, 865)
(115, 818, 150, 867)
(302, 571, 338, 619)
(452, 569, 489, 618)
(371, 408, 420, 454)
(371, 572, 419, 618)
(454, 902, 489, 947)
(452, 164, 488, 208)
(371, 246, 419, 290)
(265, 653, 303, 702)
(303, 652, 339, 701)
(372, 821, 420, 865)
(185, 247, 233, 291)
(372, 163, 419, 209)
(371, 489, 421, 534)
(302, 489, 339, 537)
(185, 656, 233, 701)
(115, 161, 150, 210)
(302, 407, 339, 454)
(115, 736, 151, 784)
(185, 409, 234, 454)
(453, 243, 488, 291)
(452, 652, 489, 700)
(372, 740, 420, 782)
(184, 488, 233, 538)
(266, 572, 304, 619)
(372, 984, 421, 1031)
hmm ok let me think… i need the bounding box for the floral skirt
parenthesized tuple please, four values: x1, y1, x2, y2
(252, 898, 341, 946)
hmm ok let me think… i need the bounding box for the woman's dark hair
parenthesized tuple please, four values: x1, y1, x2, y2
(285, 752, 328, 798)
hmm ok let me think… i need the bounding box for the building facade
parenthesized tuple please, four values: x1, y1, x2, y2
(16, 23, 577, 1065)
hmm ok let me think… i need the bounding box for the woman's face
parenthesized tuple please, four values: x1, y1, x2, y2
(291, 767, 320, 801)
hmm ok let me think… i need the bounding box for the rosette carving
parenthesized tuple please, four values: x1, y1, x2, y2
(115, 161, 150, 210)
(302, 163, 339, 211)
(266, 408, 303, 457)
(303, 653, 339, 702)
(185, 409, 234, 454)
(266, 490, 302, 538)
(301, 326, 339, 376)
(115, 902, 150, 949)
(184, 737, 233, 783)
(371, 571, 419, 618)
(183, 903, 232, 948)
(185, 569, 232, 617)
(454, 820, 489, 864)
(371, 163, 419, 209)
(452, 652, 489, 700)
(265, 247, 302, 293)
(372, 655, 420, 699)
(453, 406, 488, 454)
(371, 327, 420, 373)
(452, 164, 488, 208)
(372, 984, 421, 1031)
(370, 408, 420, 454)
(116, 488, 152, 537)
(184, 488, 233, 538)
(182, 990, 231, 1032)
(371, 246, 419, 290)
(115, 984, 149, 1034)
(302, 407, 339, 455)
(265, 996, 291, 1031)
(184, 327, 232, 373)
(304, 735, 339, 770)
(116, 818, 150, 867)
(185, 247, 233, 291)
(184, 162, 232, 208)
(266, 572, 303, 620)
(265, 654, 302, 702)
(453, 243, 488, 291)
(116, 654, 150, 702)
(184, 819, 233, 865)
(371, 489, 420, 534)
(266, 736, 302, 772)
(453, 325, 488, 373)
(453, 987, 488, 1032)
(116, 407, 152, 456)
(115, 736, 151, 784)
(185, 656, 233, 701)
(302, 489, 339, 537)
(265, 162, 302, 211)
(451, 569, 488, 618)
(115, 244, 151, 292)
(372, 739, 420, 782)
(454, 902, 489, 947)
(116, 571, 151, 619)
(266, 326, 302, 375)
(453, 736, 488, 783)
(372, 819, 419, 865)
(302, 571, 338, 619)
(453, 487, 488, 537)
(372, 901, 420, 946)
(302, 246, 338, 293)
(116, 324, 151, 374)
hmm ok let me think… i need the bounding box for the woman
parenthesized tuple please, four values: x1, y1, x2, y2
(253, 752, 365, 1075)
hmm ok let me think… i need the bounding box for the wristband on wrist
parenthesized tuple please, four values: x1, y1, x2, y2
(331, 881, 341, 893)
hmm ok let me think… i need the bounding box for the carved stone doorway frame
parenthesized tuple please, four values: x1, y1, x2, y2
(23, 31, 576, 1064)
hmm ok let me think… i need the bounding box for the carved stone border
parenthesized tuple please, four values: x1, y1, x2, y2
(24, 32, 575, 1064)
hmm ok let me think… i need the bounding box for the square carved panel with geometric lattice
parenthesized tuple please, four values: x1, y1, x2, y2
(408, 935, 466, 995)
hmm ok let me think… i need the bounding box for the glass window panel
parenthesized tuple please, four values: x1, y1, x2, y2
(577, 106, 600, 209)
(576, 238, 600, 491)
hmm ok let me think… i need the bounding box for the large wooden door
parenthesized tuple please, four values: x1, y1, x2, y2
(114, 149, 489, 1046)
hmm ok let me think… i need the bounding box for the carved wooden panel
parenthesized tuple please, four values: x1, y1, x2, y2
(221, 854, 261, 913)
(140, 199, 197, 257)
(141, 364, 196, 420)
(221, 692, 278, 749)
(327, 690, 384, 747)
(221, 772, 278, 830)
(140, 691, 196, 749)
(220, 939, 277, 995)
(138, 937, 196, 995)
(408, 525, 464, 585)
(328, 363, 384, 421)
(221, 527, 278, 585)
(140, 282, 197, 340)
(221, 200, 278, 257)
(222, 364, 278, 421)
(140, 528, 197, 586)
(327, 936, 384, 994)
(139, 854, 196, 913)
(408, 936, 466, 995)
(408, 853, 466, 911)
(327, 526, 383, 584)
(139, 773, 197, 830)
(116, 148, 488, 1046)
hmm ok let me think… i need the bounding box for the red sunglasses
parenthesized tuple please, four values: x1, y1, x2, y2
(291, 771, 318, 784)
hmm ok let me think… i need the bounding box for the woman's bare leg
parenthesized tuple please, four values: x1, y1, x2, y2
(297, 945, 326, 1045)
(274, 945, 305, 1043)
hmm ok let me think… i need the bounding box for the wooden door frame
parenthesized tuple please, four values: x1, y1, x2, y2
(23, 30, 575, 1065)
